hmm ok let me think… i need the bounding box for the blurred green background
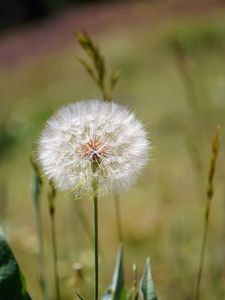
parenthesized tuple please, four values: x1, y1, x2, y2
(0, 0, 225, 299)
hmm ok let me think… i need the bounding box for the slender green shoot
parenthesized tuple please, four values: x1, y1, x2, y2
(128, 264, 138, 300)
(48, 180, 61, 300)
(114, 194, 124, 243)
(195, 125, 221, 300)
(132, 263, 138, 291)
(30, 155, 49, 300)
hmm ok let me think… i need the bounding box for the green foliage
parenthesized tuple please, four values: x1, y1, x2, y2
(0, 226, 32, 300)
(102, 245, 125, 300)
(102, 248, 158, 300)
(139, 259, 157, 300)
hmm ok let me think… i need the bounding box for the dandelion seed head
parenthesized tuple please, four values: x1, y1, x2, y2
(38, 100, 150, 194)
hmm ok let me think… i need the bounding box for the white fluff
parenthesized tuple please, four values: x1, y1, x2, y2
(38, 100, 150, 194)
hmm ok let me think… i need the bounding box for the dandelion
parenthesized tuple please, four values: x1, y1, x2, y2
(38, 99, 149, 300)
(38, 99, 149, 195)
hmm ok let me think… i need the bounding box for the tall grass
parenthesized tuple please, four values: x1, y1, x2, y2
(31, 156, 49, 300)
(48, 180, 61, 300)
(195, 126, 221, 300)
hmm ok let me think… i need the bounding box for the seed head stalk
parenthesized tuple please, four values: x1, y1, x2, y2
(92, 162, 99, 300)
(48, 181, 61, 300)
(31, 157, 49, 300)
(195, 126, 221, 300)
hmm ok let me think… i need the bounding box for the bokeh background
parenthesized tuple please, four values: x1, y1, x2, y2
(0, 0, 225, 299)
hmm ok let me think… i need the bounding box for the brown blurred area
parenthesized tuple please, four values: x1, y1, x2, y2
(0, 0, 224, 67)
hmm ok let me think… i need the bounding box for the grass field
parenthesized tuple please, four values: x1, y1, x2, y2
(0, 4, 225, 300)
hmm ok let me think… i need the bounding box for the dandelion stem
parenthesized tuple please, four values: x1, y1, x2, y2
(92, 163, 99, 300)
(195, 126, 221, 300)
(114, 194, 124, 243)
(93, 190, 99, 300)
(48, 181, 61, 300)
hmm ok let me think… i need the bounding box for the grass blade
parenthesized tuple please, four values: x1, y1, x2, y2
(139, 258, 157, 300)
(101, 245, 125, 300)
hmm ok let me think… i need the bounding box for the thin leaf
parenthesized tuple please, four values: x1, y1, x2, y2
(139, 258, 157, 300)
(0, 226, 32, 300)
(101, 245, 125, 300)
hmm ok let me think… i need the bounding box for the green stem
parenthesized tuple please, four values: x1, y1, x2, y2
(50, 209, 61, 300)
(114, 194, 123, 243)
(93, 188, 99, 300)
(33, 199, 49, 300)
(195, 198, 211, 300)
(32, 173, 49, 300)
(195, 126, 220, 300)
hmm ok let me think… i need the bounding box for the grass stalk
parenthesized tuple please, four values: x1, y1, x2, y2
(48, 180, 61, 300)
(33, 196, 49, 300)
(171, 38, 198, 111)
(171, 38, 204, 183)
(31, 157, 49, 300)
(195, 126, 221, 300)
(50, 211, 61, 300)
